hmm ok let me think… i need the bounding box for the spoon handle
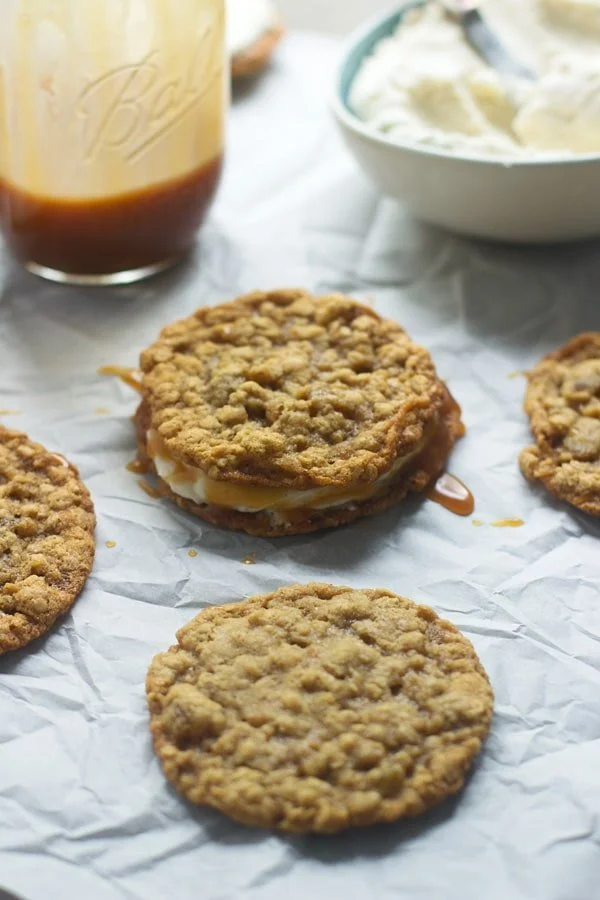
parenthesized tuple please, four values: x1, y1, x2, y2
(440, 1, 535, 80)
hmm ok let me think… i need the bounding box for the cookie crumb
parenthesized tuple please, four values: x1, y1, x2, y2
(105, 540, 117, 549)
(188, 549, 199, 558)
(241, 552, 257, 565)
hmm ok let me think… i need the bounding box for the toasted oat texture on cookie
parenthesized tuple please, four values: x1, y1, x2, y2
(137, 290, 462, 535)
(147, 583, 493, 833)
(0, 427, 96, 654)
(520, 333, 600, 515)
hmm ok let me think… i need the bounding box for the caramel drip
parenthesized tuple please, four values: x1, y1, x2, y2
(105, 541, 117, 549)
(427, 473, 475, 517)
(127, 457, 151, 475)
(188, 549, 199, 558)
(138, 480, 160, 499)
(492, 519, 524, 528)
(98, 366, 143, 393)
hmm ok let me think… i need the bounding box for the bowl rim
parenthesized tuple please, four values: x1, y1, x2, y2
(331, 1, 600, 170)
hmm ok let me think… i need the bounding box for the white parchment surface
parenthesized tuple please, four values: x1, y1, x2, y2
(1, 32, 600, 900)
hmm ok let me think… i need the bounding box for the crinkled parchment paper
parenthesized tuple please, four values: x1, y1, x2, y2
(1, 31, 600, 900)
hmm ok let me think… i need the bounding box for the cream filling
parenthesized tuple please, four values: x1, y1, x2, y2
(227, 0, 278, 58)
(148, 429, 430, 514)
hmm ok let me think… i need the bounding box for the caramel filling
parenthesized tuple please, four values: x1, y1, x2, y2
(146, 426, 435, 514)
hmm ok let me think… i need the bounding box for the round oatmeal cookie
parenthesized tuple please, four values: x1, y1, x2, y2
(0, 426, 96, 655)
(147, 583, 493, 833)
(137, 289, 462, 535)
(520, 333, 600, 515)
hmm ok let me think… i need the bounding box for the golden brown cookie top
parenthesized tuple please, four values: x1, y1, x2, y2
(520, 333, 600, 515)
(0, 426, 96, 655)
(147, 583, 493, 833)
(140, 290, 447, 489)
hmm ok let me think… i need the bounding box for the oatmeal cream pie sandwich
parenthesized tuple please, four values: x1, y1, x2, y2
(0, 426, 95, 655)
(228, 0, 284, 79)
(147, 583, 494, 833)
(135, 289, 464, 537)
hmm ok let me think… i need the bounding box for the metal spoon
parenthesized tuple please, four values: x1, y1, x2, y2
(440, 0, 535, 80)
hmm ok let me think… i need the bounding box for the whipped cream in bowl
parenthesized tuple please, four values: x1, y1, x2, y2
(349, 0, 600, 160)
(332, 0, 600, 242)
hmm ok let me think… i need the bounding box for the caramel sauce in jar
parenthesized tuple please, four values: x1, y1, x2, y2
(0, 159, 222, 278)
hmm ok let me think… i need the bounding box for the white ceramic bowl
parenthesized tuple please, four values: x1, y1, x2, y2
(332, 4, 600, 244)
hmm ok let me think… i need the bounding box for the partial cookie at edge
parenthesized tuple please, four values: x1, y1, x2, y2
(146, 583, 494, 833)
(520, 332, 600, 515)
(0, 426, 96, 654)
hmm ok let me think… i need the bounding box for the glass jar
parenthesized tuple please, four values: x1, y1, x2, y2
(0, 0, 227, 285)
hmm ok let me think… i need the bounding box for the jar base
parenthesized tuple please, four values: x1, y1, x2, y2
(25, 256, 179, 286)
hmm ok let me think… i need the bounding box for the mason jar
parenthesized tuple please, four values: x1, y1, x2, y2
(0, 0, 227, 285)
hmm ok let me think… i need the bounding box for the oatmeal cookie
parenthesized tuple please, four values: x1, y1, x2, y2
(147, 583, 493, 833)
(0, 427, 96, 654)
(520, 333, 600, 515)
(136, 289, 463, 536)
